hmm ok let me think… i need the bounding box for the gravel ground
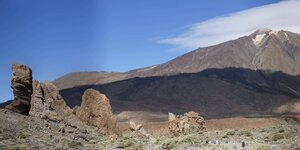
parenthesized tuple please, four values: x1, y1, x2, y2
(0, 109, 299, 150)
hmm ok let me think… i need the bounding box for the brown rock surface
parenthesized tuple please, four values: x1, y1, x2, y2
(29, 80, 72, 122)
(76, 88, 117, 134)
(6, 64, 33, 115)
(169, 111, 205, 135)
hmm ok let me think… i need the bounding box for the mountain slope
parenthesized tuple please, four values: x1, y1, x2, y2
(60, 68, 300, 119)
(53, 29, 300, 121)
(54, 29, 300, 90)
(53, 72, 128, 90)
(129, 29, 300, 77)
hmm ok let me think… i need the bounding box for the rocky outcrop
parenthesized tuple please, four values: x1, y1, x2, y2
(168, 111, 205, 135)
(75, 89, 117, 134)
(29, 80, 93, 133)
(5, 64, 33, 115)
(29, 80, 72, 122)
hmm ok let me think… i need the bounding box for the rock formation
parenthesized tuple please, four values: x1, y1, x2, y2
(29, 80, 96, 137)
(29, 80, 72, 122)
(75, 88, 117, 134)
(5, 64, 33, 115)
(129, 121, 151, 138)
(168, 111, 205, 135)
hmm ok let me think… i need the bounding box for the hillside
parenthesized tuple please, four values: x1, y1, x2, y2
(55, 29, 300, 88)
(54, 29, 300, 121)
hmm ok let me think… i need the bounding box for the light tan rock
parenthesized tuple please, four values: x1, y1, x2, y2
(29, 81, 74, 123)
(129, 121, 151, 138)
(168, 112, 176, 121)
(168, 111, 205, 135)
(76, 88, 117, 135)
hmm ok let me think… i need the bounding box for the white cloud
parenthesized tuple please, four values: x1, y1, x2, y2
(160, 0, 300, 51)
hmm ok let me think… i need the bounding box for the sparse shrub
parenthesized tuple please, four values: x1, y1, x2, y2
(222, 135, 229, 138)
(1, 147, 27, 150)
(154, 138, 161, 144)
(162, 140, 177, 150)
(278, 129, 284, 133)
(256, 145, 271, 150)
(244, 131, 253, 137)
(116, 137, 144, 149)
(117, 138, 134, 149)
(271, 133, 284, 141)
(180, 135, 201, 147)
(17, 133, 27, 139)
(68, 141, 83, 148)
(226, 130, 236, 136)
(238, 130, 253, 137)
(259, 129, 266, 132)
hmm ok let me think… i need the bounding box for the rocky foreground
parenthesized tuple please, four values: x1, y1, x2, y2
(1, 64, 300, 150)
(0, 108, 299, 149)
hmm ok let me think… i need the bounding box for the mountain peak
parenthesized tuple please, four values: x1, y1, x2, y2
(252, 28, 273, 35)
(250, 29, 285, 46)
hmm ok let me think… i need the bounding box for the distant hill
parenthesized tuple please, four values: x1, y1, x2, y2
(53, 72, 128, 90)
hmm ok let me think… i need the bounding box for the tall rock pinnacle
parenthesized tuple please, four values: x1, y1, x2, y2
(5, 64, 33, 115)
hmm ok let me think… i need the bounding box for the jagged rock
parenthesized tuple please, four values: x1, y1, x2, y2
(168, 112, 176, 121)
(75, 89, 118, 134)
(6, 64, 33, 115)
(29, 81, 46, 117)
(168, 111, 205, 135)
(29, 80, 94, 134)
(129, 121, 151, 138)
(29, 80, 73, 123)
(129, 121, 142, 131)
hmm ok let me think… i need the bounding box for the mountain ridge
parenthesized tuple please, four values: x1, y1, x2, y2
(54, 29, 300, 90)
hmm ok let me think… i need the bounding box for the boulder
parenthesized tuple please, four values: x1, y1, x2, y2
(76, 89, 117, 134)
(6, 64, 33, 115)
(129, 121, 151, 138)
(168, 111, 205, 135)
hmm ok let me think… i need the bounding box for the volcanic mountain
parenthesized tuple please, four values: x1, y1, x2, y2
(54, 29, 300, 121)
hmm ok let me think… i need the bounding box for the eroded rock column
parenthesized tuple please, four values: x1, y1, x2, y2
(6, 64, 33, 115)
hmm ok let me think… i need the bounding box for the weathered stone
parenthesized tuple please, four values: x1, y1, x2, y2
(76, 89, 117, 135)
(129, 121, 151, 138)
(29, 80, 72, 122)
(168, 111, 205, 135)
(129, 121, 143, 131)
(29, 81, 46, 117)
(168, 112, 176, 121)
(6, 64, 33, 115)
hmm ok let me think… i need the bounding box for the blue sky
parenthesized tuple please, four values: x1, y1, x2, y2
(0, 0, 281, 102)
